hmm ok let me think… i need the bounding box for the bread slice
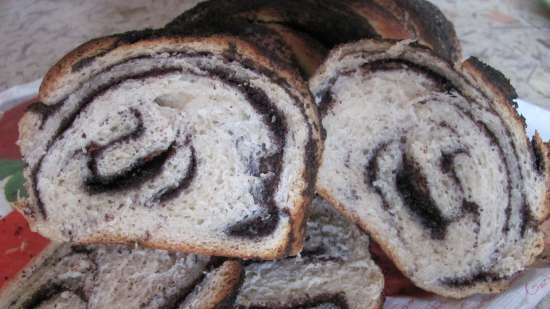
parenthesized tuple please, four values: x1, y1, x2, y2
(0, 243, 242, 309)
(234, 196, 384, 309)
(16, 31, 322, 259)
(309, 39, 550, 298)
(166, 0, 462, 65)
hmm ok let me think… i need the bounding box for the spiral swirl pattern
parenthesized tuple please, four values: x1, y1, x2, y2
(18, 35, 320, 258)
(310, 40, 548, 297)
(0, 244, 241, 309)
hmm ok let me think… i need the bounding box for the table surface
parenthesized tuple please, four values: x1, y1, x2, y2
(1, 0, 550, 107)
(1, 0, 550, 108)
(0, 0, 549, 307)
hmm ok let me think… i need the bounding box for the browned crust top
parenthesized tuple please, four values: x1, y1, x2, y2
(166, 0, 462, 64)
(389, 0, 462, 63)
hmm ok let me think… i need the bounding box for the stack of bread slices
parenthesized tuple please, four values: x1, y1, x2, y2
(3, 0, 549, 308)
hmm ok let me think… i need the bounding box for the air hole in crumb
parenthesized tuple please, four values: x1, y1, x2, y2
(154, 93, 194, 108)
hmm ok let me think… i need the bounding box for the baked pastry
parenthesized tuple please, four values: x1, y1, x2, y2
(234, 197, 384, 309)
(166, 0, 462, 65)
(310, 39, 550, 298)
(166, 17, 327, 79)
(16, 30, 322, 259)
(0, 243, 242, 309)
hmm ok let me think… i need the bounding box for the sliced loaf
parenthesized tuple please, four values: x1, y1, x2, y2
(16, 31, 322, 259)
(0, 243, 242, 309)
(310, 39, 550, 298)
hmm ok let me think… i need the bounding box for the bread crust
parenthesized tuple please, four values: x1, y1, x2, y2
(14, 197, 289, 261)
(460, 57, 524, 135)
(39, 36, 119, 104)
(40, 33, 313, 105)
(461, 57, 550, 223)
(187, 260, 243, 309)
(166, 0, 462, 64)
(377, 0, 462, 63)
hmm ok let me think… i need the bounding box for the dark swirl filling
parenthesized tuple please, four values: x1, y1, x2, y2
(21, 283, 87, 309)
(239, 293, 349, 309)
(30, 67, 185, 219)
(319, 58, 539, 287)
(395, 153, 450, 240)
(28, 53, 300, 239)
(85, 143, 176, 193)
(18, 246, 221, 309)
(18, 248, 94, 309)
(204, 67, 286, 238)
(152, 146, 197, 203)
(364, 143, 391, 210)
(239, 199, 365, 309)
(83, 108, 161, 193)
(440, 271, 505, 288)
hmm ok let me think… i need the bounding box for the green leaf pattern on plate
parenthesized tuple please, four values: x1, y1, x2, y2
(0, 159, 27, 202)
